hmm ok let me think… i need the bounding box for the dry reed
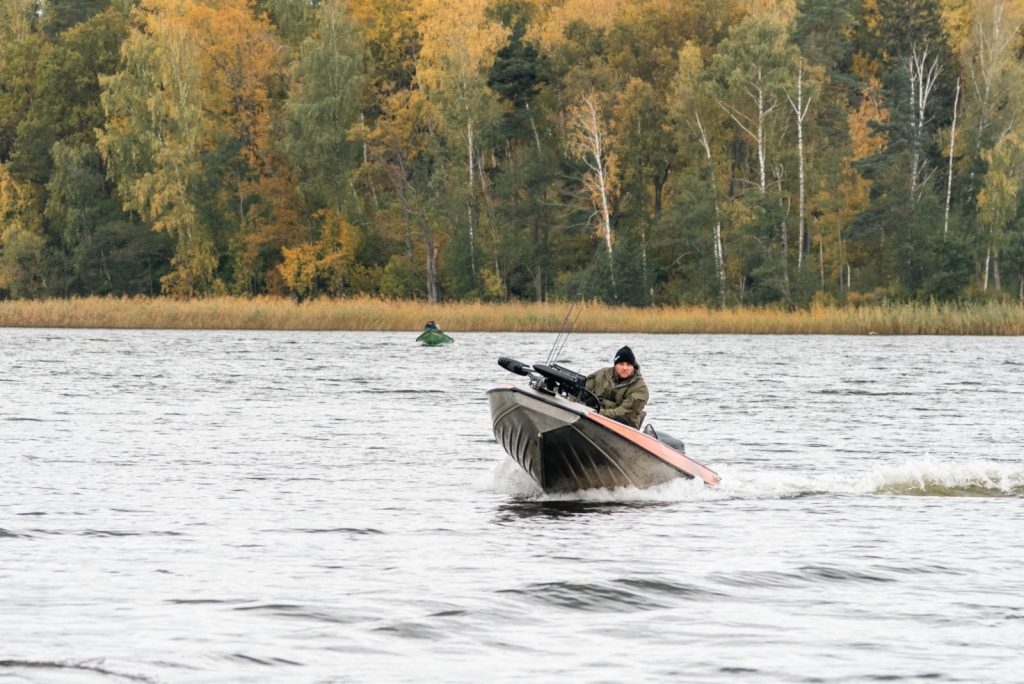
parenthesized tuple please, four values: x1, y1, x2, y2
(0, 295, 1021, 334)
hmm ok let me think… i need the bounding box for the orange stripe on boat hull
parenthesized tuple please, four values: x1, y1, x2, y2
(586, 412, 721, 486)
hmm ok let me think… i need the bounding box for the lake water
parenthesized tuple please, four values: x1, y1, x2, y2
(1, 328, 1022, 683)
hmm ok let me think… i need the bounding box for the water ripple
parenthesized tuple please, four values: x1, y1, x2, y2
(0, 659, 157, 682)
(3, 330, 1024, 683)
(499, 580, 671, 612)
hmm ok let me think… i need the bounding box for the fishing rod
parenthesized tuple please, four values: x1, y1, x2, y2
(545, 241, 608, 365)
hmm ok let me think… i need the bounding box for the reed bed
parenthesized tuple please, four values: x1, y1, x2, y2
(0, 295, 1021, 334)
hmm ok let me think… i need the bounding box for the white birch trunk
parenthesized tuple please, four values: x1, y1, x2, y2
(757, 70, 767, 194)
(944, 77, 960, 234)
(466, 119, 476, 276)
(908, 46, 942, 201)
(818, 219, 824, 288)
(787, 63, 812, 267)
(695, 111, 727, 307)
(571, 94, 617, 295)
(984, 248, 991, 290)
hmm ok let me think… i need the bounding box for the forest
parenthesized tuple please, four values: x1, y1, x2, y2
(1, 0, 1024, 308)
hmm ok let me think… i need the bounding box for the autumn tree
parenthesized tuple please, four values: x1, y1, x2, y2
(98, 0, 293, 296)
(708, 15, 800, 303)
(850, 0, 961, 298)
(353, 89, 445, 302)
(487, 0, 558, 301)
(957, 0, 1024, 294)
(568, 92, 620, 299)
(667, 41, 731, 307)
(0, 3, 169, 297)
(414, 0, 508, 299)
(282, 0, 363, 215)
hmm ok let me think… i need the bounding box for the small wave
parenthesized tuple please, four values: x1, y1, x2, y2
(866, 458, 1024, 497)
(798, 564, 896, 583)
(0, 659, 156, 682)
(615, 576, 727, 600)
(813, 388, 918, 397)
(699, 459, 1024, 500)
(497, 580, 670, 612)
(485, 456, 1024, 502)
(166, 598, 251, 605)
(81, 529, 185, 537)
(289, 526, 385, 535)
(222, 653, 302, 666)
(372, 620, 445, 640)
(231, 602, 359, 625)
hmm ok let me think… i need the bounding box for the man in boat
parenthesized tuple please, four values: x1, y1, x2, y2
(583, 345, 649, 428)
(423, 320, 440, 331)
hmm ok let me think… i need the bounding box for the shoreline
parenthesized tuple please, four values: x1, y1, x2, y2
(0, 295, 1022, 335)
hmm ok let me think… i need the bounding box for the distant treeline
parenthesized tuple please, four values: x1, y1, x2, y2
(2, 0, 1024, 308)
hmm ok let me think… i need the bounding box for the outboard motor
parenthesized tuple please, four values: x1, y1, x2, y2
(531, 363, 600, 409)
(497, 357, 600, 409)
(498, 356, 533, 376)
(643, 424, 686, 454)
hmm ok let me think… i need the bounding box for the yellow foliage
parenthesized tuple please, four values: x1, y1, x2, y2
(277, 210, 361, 299)
(941, 0, 971, 54)
(978, 129, 1024, 232)
(529, 0, 625, 47)
(415, 0, 508, 89)
(738, 0, 795, 23)
(848, 78, 889, 160)
(0, 164, 43, 235)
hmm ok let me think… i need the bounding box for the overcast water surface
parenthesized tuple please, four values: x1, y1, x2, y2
(2, 328, 1022, 683)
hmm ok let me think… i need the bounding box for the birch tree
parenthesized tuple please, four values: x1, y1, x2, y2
(283, 0, 364, 213)
(962, 0, 1024, 167)
(709, 17, 796, 195)
(414, 0, 507, 290)
(907, 45, 944, 202)
(568, 92, 619, 297)
(98, 0, 290, 296)
(98, 0, 211, 296)
(355, 89, 446, 302)
(709, 16, 798, 303)
(959, 0, 1024, 290)
(669, 42, 729, 307)
(785, 59, 821, 268)
(977, 130, 1024, 291)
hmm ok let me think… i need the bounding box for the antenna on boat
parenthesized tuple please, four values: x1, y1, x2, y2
(545, 242, 606, 365)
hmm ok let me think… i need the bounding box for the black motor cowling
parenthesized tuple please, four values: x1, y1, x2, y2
(498, 356, 532, 376)
(496, 357, 600, 409)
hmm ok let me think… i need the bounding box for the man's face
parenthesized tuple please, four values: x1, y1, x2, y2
(614, 361, 635, 380)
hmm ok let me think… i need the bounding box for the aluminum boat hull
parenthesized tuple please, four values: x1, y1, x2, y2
(488, 384, 720, 493)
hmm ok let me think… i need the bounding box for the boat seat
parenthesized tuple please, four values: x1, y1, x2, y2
(643, 423, 685, 453)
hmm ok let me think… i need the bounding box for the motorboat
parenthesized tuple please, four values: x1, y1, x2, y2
(488, 357, 721, 493)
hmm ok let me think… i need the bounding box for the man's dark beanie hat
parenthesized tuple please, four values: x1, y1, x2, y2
(614, 346, 638, 368)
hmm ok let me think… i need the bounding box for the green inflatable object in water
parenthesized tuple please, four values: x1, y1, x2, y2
(416, 326, 453, 346)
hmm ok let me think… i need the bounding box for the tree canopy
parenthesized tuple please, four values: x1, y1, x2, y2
(3, 0, 1024, 305)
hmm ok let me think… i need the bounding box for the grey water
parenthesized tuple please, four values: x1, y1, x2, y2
(1, 328, 1022, 684)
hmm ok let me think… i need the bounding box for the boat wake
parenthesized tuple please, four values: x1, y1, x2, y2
(482, 456, 1024, 501)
